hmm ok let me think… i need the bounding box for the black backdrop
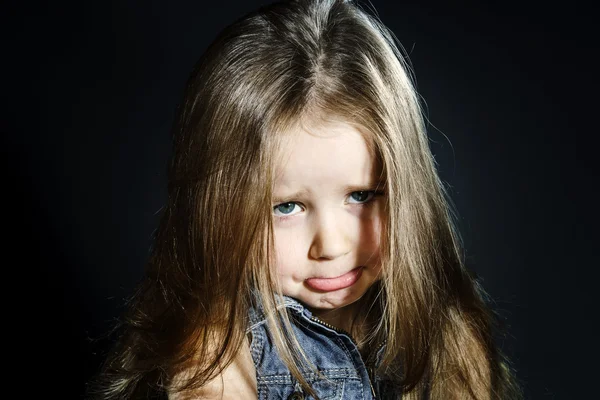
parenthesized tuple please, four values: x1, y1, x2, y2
(4, 1, 594, 398)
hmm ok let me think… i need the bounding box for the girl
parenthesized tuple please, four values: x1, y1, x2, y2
(87, 0, 522, 398)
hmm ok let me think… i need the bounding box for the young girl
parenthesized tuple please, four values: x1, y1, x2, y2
(88, 0, 522, 398)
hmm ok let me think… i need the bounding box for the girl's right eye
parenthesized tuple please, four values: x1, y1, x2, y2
(273, 202, 302, 217)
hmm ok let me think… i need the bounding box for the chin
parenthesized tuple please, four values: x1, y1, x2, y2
(304, 281, 372, 311)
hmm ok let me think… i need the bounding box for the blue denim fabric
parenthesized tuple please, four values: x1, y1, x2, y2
(247, 295, 403, 399)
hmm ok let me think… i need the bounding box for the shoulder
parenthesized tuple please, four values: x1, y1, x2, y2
(168, 337, 257, 400)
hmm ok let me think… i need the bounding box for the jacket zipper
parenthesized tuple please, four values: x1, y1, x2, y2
(308, 315, 378, 399)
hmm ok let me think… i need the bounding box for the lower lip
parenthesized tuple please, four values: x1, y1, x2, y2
(305, 267, 364, 292)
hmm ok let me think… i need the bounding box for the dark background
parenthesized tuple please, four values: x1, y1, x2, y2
(4, 0, 594, 398)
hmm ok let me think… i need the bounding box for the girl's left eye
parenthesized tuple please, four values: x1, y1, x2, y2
(347, 191, 375, 204)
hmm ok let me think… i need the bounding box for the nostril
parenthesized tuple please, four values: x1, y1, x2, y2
(309, 232, 352, 260)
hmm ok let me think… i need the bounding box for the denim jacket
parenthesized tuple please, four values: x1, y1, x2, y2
(247, 295, 403, 399)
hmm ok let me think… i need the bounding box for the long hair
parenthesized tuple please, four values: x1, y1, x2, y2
(86, 0, 522, 398)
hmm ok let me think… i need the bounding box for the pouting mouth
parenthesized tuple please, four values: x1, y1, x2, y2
(304, 267, 364, 292)
(306, 266, 364, 281)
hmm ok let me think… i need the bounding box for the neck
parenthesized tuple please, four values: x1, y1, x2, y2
(311, 299, 368, 339)
(309, 284, 382, 348)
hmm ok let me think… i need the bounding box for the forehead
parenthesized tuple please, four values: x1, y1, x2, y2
(273, 118, 380, 187)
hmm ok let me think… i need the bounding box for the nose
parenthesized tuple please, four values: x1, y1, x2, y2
(308, 211, 351, 260)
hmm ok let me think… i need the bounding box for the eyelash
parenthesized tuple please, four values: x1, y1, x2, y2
(272, 190, 384, 218)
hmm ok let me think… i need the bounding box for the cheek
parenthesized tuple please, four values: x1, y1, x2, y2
(373, 213, 383, 248)
(358, 204, 384, 252)
(273, 228, 303, 273)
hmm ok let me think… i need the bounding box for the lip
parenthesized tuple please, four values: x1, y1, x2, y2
(304, 267, 364, 292)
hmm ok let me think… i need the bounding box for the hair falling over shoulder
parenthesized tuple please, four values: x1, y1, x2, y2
(86, 0, 523, 398)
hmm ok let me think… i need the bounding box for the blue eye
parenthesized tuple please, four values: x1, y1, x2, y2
(273, 202, 302, 217)
(348, 191, 375, 204)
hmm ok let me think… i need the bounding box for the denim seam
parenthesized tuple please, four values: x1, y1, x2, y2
(258, 369, 361, 384)
(249, 325, 264, 368)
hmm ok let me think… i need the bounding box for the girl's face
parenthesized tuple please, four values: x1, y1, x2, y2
(272, 118, 384, 316)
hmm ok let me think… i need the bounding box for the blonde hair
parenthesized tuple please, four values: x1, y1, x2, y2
(87, 0, 522, 398)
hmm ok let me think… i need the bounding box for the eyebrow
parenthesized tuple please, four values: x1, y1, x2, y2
(272, 188, 310, 204)
(341, 183, 386, 193)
